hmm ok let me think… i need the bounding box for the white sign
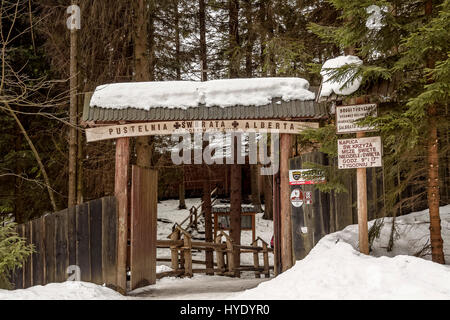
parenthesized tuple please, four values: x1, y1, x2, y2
(338, 136, 383, 169)
(289, 169, 325, 186)
(290, 189, 303, 208)
(304, 191, 312, 205)
(336, 104, 377, 134)
(85, 120, 319, 143)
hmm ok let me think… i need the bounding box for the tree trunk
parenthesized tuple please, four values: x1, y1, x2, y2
(68, 0, 78, 208)
(258, 0, 267, 76)
(425, 0, 445, 264)
(199, 0, 208, 81)
(134, 0, 153, 167)
(229, 0, 240, 78)
(174, 0, 181, 81)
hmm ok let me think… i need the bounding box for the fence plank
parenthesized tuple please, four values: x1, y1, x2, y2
(23, 221, 33, 288)
(130, 166, 158, 290)
(76, 202, 91, 283)
(89, 199, 103, 285)
(55, 210, 69, 282)
(102, 196, 117, 289)
(31, 218, 45, 286)
(67, 207, 77, 266)
(44, 214, 55, 284)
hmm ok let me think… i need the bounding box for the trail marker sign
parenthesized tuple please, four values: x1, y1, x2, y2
(336, 104, 377, 134)
(289, 169, 325, 186)
(338, 136, 382, 169)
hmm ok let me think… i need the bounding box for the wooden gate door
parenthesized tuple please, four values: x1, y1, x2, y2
(130, 165, 158, 290)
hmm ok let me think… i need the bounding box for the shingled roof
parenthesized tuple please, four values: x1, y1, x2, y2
(82, 79, 329, 124)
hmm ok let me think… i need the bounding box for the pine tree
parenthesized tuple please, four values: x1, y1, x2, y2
(306, 0, 448, 263)
(0, 220, 33, 289)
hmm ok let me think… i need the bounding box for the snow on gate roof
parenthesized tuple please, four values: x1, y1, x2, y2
(83, 78, 328, 123)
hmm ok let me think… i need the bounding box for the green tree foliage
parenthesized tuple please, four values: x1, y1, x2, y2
(0, 220, 33, 289)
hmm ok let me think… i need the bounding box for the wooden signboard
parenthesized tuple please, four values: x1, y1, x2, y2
(338, 136, 382, 169)
(289, 169, 325, 185)
(336, 104, 377, 134)
(85, 120, 319, 143)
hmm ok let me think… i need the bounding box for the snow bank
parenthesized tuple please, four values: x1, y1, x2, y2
(0, 281, 126, 300)
(90, 78, 315, 110)
(320, 55, 363, 97)
(234, 205, 450, 300)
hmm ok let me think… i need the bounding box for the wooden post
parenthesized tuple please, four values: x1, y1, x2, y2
(252, 240, 261, 279)
(356, 132, 369, 254)
(273, 170, 281, 275)
(226, 238, 235, 276)
(230, 137, 242, 277)
(262, 241, 270, 278)
(170, 230, 180, 271)
(280, 133, 293, 271)
(114, 137, 130, 294)
(215, 236, 225, 275)
(202, 165, 214, 275)
(183, 233, 193, 277)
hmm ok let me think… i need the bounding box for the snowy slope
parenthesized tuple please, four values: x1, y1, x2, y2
(233, 205, 450, 300)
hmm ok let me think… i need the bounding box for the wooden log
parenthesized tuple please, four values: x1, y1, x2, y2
(114, 137, 130, 294)
(280, 133, 293, 272)
(183, 234, 193, 277)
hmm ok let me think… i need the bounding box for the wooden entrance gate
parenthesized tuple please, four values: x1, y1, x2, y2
(130, 165, 158, 290)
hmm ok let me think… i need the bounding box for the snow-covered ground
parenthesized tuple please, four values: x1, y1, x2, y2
(1, 202, 449, 300)
(234, 205, 450, 300)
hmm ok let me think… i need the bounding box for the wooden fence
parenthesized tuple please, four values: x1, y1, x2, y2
(10, 196, 118, 290)
(156, 225, 273, 279)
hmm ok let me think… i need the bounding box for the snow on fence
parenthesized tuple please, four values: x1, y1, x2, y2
(10, 197, 118, 290)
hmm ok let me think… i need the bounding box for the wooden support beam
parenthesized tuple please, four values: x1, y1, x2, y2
(356, 132, 369, 254)
(114, 137, 130, 294)
(229, 134, 242, 277)
(252, 240, 261, 279)
(183, 234, 193, 277)
(170, 230, 181, 271)
(273, 170, 281, 275)
(202, 163, 214, 275)
(280, 133, 293, 272)
(215, 237, 225, 275)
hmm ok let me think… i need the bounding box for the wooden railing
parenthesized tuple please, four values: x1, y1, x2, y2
(156, 225, 273, 279)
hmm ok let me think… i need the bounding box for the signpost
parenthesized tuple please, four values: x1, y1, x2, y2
(336, 103, 380, 255)
(338, 136, 382, 169)
(336, 104, 377, 134)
